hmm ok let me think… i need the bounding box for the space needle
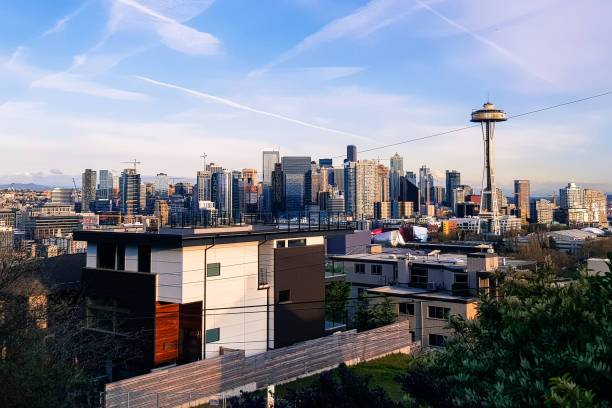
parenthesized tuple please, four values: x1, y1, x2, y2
(471, 102, 507, 235)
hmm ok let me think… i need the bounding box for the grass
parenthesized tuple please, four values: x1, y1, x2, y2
(273, 353, 413, 402)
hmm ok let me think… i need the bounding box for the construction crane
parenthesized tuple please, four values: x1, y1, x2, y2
(72, 177, 81, 201)
(120, 159, 141, 171)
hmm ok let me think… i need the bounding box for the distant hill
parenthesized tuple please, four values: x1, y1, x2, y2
(0, 183, 54, 191)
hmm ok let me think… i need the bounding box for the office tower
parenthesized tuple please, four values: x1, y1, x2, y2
(399, 176, 419, 212)
(262, 149, 280, 187)
(453, 186, 470, 214)
(389, 153, 403, 174)
(514, 180, 531, 223)
(195, 170, 212, 205)
(307, 165, 323, 206)
(332, 167, 345, 191)
(346, 145, 357, 162)
(583, 189, 609, 228)
(560, 183, 584, 209)
(531, 199, 554, 224)
(212, 170, 233, 220)
(281, 156, 311, 211)
(81, 169, 97, 212)
(98, 170, 113, 199)
(232, 170, 244, 221)
(405, 171, 417, 186)
(112, 175, 120, 197)
(418, 166, 433, 206)
(242, 169, 259, 213)
(319, 158, 333, 167)
(376, 164, 390, 203)
(206, 162, 223, 175)
(344, 160, 378, 219)
(471, 102, 507, 235)
(140, 182, 147, 214)
(445, 170, 460, 208)
(173, 182, 192, 196)
(388, 153, 402, 202)
(432, 186, 445, 205)
(120, 168, 141, 219)
(155, 173, 169, 198)
(271, 163, 285, 215)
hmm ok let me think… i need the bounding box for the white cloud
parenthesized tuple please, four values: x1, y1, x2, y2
(109, 0, 220, 55)
(31, 73, 149, 101)
(43, 1, 91, 36)
(250, 0, 429, 76)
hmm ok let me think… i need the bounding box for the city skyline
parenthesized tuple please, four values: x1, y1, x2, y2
(1, 0, 612, 192)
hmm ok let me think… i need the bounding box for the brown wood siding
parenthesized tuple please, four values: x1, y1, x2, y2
(154, 302, 179, 365)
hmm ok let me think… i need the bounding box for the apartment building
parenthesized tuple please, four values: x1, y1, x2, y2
(74, 224, 352, 376)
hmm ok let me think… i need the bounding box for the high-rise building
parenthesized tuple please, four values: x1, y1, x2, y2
(120, 169, 141, 219)
(405, 171, 417, 186)
(399, 176, 419, 212)
(390, 153, 403, 173)
(212, 170, 233, 220)
(332, 167, 345, 191)
(232, 170, 244, 221)
(206, 163, 223, 175)
(51, 188, 75, 205)
(531, 199, 554, 224)
(418, 166, 433, 206)
(583, 189, 609, 228)
(319, 158, 333, 167)
(281, 156, 311, 211)
(344, 160, 378, 219)
(242, 169, 259, 213)
(98, 170, 113, 199)
(346, 145, 357, 163)
(262, 149, 280, 187)
(195, 171, 212, 204)
(445, 170, 460, 208)
(82, 169, 97, 212)
(560, 183, 584, 209)
(140, 182, 147, 214)
(471, 102, 507, 235)
(432, 186, 445, 205)
(514, 180, 531, 223)
(155, 173, 169, 198)
(271, 163, 285, 215)
(376, 164, 390, 203)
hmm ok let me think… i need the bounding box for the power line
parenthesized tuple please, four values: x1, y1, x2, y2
(331, 90, 612, 159)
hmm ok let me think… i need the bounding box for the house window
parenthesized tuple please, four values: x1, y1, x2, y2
(97, 242, 116, 269)
(205, 328, 220, 343)
(355, 264, 366, 274)
(428, 306, 450, 320)
(455, 273, 468, 284)
(410, 267, 428, 288)
(276, 240, 286, 248)
(86, 296, 128, 334)
(137, 245, 151, 272)
(371, 265, 382, 275)
(207, 263, 221, 277)
(410, 331, 416, 342)
(279, 289, 291, 303)
(399, 303, 415, 315)
(288, 238, 306, 247)
(429, 333, 447, 347)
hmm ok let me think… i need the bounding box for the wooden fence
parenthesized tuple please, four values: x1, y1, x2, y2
(104, 320, 415, 407)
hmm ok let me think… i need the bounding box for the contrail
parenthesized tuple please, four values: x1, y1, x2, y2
(136, 75, 368, 140)
(416, 1, 551, 84)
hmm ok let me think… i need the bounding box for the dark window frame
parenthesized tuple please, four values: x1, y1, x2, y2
(287, 238, 306, 247)
(371, 264, 383, 275)
(410, 267, 428, 288)
(355, 263, 366, 274)
(428, 306, 450, 320)
(429, 333, 447, 347)
(399, 303, 415, 316)
(278, 289, 291, 303)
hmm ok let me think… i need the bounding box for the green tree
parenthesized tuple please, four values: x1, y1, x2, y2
(397, 254, 612, 407)
(354, 294, 397, 332)
(325, 281, 351, 326)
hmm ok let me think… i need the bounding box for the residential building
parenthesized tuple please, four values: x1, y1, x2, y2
(98, 170, 114, 200)
(344, 160, 378, 220)
(243, 169, 259, 213)
(583, 189, 609, 228)
(531, 199, 555, 224)
(432, 186, 445, 206)
(374, 201, 414, 219)
(560, 183, 584, 209)
(74, 224, 353, 373)
(377, 165, 390, 203)
(81, 169, 97, 213)
(120, 169, 141, 219)
(194, 170, 212, 205)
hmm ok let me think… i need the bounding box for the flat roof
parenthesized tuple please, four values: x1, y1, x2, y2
(74, 226, 354, 248)
(367, 285, 477, 304)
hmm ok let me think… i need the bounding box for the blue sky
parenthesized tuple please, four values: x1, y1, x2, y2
(0, 0, 611, 194)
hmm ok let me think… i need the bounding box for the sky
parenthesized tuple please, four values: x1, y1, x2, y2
(0, 0, 611, 195)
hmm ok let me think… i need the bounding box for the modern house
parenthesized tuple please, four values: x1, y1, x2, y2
(73, 224, 353, 378)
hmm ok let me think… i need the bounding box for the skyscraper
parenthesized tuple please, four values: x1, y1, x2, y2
(389, 153, 403, 201)
(445, 170, 460, 208)
(98, 170, 113, 199)
(212, 170, 233, 220)
(376, 164, 390, 203)
(242, 169, 259, 213)
(232, 170, 244, 221)
(262, 149, 280, 187)
(390, 153, 403, 173)
(405, 171, 417, 186)
(271, 163, 285, 215)
(514, 180, 531, 223)
(120, 169, 141, 219)
(583, 189, 609, 228)
(560, 183, 584, 209)
(346, 145, 357, 163)
(281, 156, 311, 211)
(81, 169, 97, 212)
(155, 173, 169, 198)
(345, 160, 378, 219)
(418, 166, 433, 206)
